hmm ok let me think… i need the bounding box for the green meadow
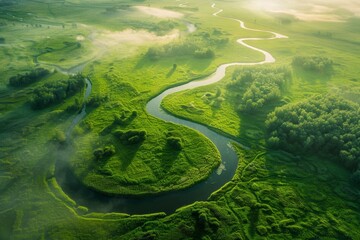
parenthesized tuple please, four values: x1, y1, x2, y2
(0, 0, 359, 239)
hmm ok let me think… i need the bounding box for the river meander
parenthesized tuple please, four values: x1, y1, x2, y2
(55, 3, 287, 214)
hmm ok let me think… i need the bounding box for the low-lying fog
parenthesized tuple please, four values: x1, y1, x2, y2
(248, 0, 360, 22)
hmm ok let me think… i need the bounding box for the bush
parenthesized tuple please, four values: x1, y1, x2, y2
(113, 129, 146, 145)
(93, 145, 115, 160)
(114, 110, 137, 126)
(256, 225, 268, 236)
(194, 48, 215, 58)
(167, 136, 183, 150)
(53, 130, 66, 144)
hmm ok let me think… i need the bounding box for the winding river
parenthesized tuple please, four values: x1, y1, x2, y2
(55, 4, 287, 214)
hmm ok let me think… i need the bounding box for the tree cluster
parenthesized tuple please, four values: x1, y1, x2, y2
(203, 88, 224, 108)
(166, 136, 183, 150)
(93, 145, 116, 160)
(150, 20, 179, 36)
(292, 56, 333, 73)
(266, 95, 360, 172)
(30, 74, 85, 109)
(146, 42, 214, 60)
(8, 68, 50, 87)
(86, 94, 109, 108)
(145, 30, 227, 60)
(228, 67, 291, 112)
(114, 110, 137, 126)
(113, 129, 146, 145)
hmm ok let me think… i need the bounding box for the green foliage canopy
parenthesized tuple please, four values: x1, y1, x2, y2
(228, 67, 291, 112)
(266, 95, 360, 171)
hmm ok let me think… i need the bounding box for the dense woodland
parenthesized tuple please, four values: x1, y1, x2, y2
(227, 67, 291, 112)
(292, 56, 333, 73)
(266, 95, 360, 176)
(30, 74, 85, 109)
(8, 68, 49, 87)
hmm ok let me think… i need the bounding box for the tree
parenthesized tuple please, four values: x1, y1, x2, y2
(167, 136, 183, 150)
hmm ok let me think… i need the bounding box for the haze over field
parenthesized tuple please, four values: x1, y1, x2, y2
(249, 0, 360, 21)
(0, 0, 359, 239)
(135, 6, 184, 18)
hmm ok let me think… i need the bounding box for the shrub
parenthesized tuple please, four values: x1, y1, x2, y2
(113, 129, 146, 145)
(53, 130, 66, 144)
(114, 110, 137, 126)
(167, 136, 183, 150)
(93, 145, 115, 160)
(256, 225, 268, 236)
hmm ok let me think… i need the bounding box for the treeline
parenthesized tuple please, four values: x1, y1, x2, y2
(30, 74, 85, 109)
(292, 56, 333, 73)
(150, 20, 179, 35)
(146, 30, 228, 60)
(8, 68, 50, 87)
(266, 95, 360, 173)
(146, 42, 214, 60)
(228, 67, 291, 112)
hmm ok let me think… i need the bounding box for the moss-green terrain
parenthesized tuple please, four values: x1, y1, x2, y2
(1, 0, 360, 239)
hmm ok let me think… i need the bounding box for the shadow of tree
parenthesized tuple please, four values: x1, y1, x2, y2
(119, 143, 143, 171)
(160, 144, 181, 173)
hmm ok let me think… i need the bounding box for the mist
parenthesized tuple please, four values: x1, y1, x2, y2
(248, 0, 360, 22)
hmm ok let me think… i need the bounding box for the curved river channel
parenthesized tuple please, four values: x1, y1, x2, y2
(55, 4, 287, 214)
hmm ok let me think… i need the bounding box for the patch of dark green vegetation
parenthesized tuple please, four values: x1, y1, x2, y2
(114, 110, 138, 126)
(266, 94, 360, 179)
(93, 145, 116, 160)
(227, 67, 291, 112)
(147, 42, 214, 60)
(146, 29, 229, 60)
(30, 74, 85, 109)
(203, 87, 225, 108)
(123, 146, 360, 239)
(292, 56, 333, 73)
(166, 130, 183, 150)
(150, 20, 179, 35)
(86, 94, 109, 108)
(113, 129, 147, 145)
(8, 68, 50, 87)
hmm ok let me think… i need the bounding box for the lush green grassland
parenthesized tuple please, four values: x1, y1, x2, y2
(119, 146, 360, 239)
(1, 0, 360, 239)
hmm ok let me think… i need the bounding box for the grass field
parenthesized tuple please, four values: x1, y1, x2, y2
(0, 0, 359, 239)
